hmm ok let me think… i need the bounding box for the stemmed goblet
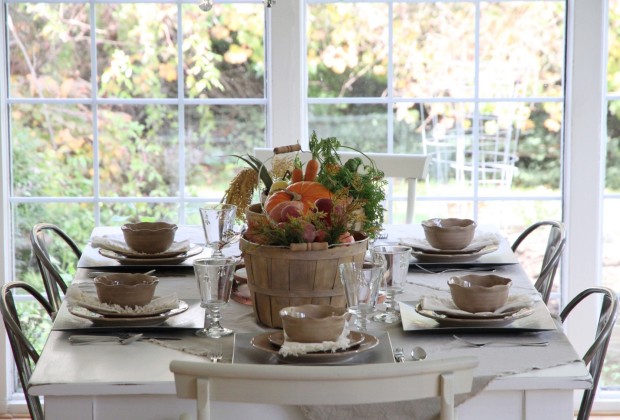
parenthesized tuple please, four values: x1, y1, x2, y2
(199, 204, 238, 257)
(371, 244, 412, 324)
(193, 257, 237, 338)
(339, 261, 383, 331)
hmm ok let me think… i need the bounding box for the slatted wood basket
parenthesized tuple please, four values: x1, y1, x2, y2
(240, 234, 368, 328)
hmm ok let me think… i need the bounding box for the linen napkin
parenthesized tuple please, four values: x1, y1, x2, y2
(419, 294, 536, 317)
(91, 235, 191, 255)
(399, 232, 499, 254)
(66, 288, 180, 315)
(279, 324, 352, 357)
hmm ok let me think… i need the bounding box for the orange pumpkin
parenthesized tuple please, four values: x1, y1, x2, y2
(264, 181, 331, 215)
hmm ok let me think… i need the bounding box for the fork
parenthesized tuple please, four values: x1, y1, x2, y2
(208, 347, 223, 363)
(452, 335, 549, 347)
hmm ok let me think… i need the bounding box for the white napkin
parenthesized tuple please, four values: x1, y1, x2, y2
(399, 232, 499, 253)
(66, 288, 180, 315)
(91, 235, 191, 255)
(278, 324, 352, 357)
(419, 294, 536, 317)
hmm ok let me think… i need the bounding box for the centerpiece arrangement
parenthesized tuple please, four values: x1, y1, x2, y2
(223, 132, 387, 327)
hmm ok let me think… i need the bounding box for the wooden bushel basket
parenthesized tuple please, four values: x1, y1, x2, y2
(240, 234, 368, 328)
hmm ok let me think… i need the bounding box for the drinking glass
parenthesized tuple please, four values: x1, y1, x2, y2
(199, 204, 238, 257)
(193, 257, 237, 338)
(371, 245, 412, 324)
(339, 261, 383, 331)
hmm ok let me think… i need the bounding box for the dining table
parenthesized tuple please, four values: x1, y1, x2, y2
(27, 224, 591, 420)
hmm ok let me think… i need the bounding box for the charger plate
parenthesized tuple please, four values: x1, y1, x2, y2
(415, 304, 534, 327)
(267, 331, 365, 349)
(68, 301, 189, 326)
(251, 331, 378, 364)
(99, 246, 203, 265)
(410, 243, 499, 263)
(75, 298, 179, 318)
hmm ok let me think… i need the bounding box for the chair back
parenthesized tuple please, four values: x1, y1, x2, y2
(254, 147, 430, 223)
(170, 356, 478, 420)
(510, 220, 566, 303)
(0, 281, 55, 420)
(560, 287, 618, 420)
(30, 223, 82, 312)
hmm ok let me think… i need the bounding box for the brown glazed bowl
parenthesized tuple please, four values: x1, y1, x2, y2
(121, 222, 178, 254)
(94, 273, 159, 307)
(279, 304, 351, 343)
(422, 218, 477, 250)
(448, 274, 512, 313)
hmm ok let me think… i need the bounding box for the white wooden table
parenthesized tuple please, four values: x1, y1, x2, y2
(28, 225, 591, 420)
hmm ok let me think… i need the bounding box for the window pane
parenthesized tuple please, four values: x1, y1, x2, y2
(308, 104, 388, 151)
(183, 3, 265, 99)
(307, 3, 388, 98)
(479, 2, 565, 98)
(393, 2, 475, 98)
(10, 104, 94, 197)
(99, 202, 180, 225)
(96, 4, 178, 98)
(8, 3, 91, 98)
(98, 105, 179, 197)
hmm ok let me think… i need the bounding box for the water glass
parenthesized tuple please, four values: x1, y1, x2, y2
(339, 261, 382, 331)
(370, 245, 412, 323)
(199, 204, 237, 257)
(193, 257, 237, 338)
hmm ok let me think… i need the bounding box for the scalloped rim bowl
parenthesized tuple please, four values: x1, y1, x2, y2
(448, 274, 512, 313)
(121, 221, 178, 254)
(279, 304, 351, 343)
(94, 273, 159, 307)
(422, 218, 477, 250)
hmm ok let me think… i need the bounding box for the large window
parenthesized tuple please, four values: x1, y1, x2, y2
(2, 0, 616, 415)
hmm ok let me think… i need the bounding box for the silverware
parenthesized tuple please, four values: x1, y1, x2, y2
(410, 346, 427, 361)
(68, 334, 181, 345)
(393, 347, 406, 362)
(208, 348, 223, 363)
(412, 264, 497, 274)
(452, 335, 549, 348)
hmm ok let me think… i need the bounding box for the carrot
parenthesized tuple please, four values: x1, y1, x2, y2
(304, 158, 319, 182)
(291, 167, 303, 183)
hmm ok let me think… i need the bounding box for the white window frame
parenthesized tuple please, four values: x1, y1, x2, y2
(0, 0, 615, 414)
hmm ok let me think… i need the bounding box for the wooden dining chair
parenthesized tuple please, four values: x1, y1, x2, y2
(170, 356, 478, 420)
(0, 281, 56, 420)
(30, 223, 82, 312)
(253, 147, 430, 223)
(511, 220, 566, 304)
(559, 286, 618, 420)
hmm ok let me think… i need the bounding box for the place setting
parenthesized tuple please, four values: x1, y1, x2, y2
(62, 271, 192, 328)
(400, 272, 557, 332)
(86, 221, 205, 267)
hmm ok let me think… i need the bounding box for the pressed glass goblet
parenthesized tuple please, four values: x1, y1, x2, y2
(371, 245, 412, 324)
(339, 261, 382, 331)
(193, 257, 237, 338)
(199, 204, 238, 257)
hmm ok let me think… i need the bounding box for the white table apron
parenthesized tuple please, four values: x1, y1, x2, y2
(28, 227, 591, 420)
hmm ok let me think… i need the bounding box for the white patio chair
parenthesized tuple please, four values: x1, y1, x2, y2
(254, 147, 429, 223)
(170, 356, 478, 420)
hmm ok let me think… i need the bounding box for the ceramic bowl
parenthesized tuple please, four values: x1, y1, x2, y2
(94, 273, 159, 307)
(279, 304, 351, 343)
(448, 274, 512, 313)
(422, 218, 477, 250)
(121, 222, 178, 254)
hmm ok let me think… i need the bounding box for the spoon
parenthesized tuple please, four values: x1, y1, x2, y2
(411, 346, 427, 361)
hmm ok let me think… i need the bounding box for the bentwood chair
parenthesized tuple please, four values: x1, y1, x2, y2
(254, 147, 430, 224)
(170, 356, 478, 420)
(511, 220, 566, 304)
(30, 223, 82, 312)
(0, 281, 55, 420)
(559, 287, 618, 420)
